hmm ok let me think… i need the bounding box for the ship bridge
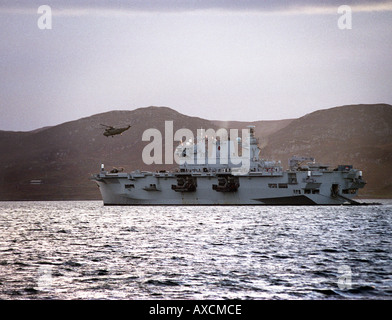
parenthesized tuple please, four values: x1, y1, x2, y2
(174, 126, 282, 175)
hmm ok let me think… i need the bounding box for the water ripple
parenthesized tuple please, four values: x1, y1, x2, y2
(0, 200, 391, 299)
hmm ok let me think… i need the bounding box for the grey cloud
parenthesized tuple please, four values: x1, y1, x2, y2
(2, 0, 392, 13)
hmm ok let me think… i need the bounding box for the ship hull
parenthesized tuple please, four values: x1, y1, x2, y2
(92, 171, 365, 206)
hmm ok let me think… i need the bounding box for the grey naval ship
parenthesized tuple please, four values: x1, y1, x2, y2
(92, 126, 366, 205)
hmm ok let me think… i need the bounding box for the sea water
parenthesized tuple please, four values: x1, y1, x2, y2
(0, 201, 391, 299)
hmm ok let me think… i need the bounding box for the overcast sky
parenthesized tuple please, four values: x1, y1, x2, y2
(1, 0, 391, 131)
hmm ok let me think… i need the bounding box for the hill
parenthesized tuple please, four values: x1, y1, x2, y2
(0, 104, 391, 200)
(261, 104, 392, 198)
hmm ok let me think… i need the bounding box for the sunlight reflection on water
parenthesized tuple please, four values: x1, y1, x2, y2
(0, 200, 391, 299)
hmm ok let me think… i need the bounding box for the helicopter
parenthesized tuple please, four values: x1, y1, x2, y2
(100, 124, 131, 137)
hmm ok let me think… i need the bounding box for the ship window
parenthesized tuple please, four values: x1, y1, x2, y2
(293, 189, 301, 194)
(343, 189, 356, 194)
(125, 184, 135, 189)
(278, 183, 288, 188)
(268, 183, 277, 188)
(312, 189, 320, 194)
(304, 189, 311, 194)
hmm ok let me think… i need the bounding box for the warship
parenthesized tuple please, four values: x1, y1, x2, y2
(92, 126, 366, 205)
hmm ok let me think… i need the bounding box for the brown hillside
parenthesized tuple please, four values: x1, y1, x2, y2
(261, 104, 392, 198)
(0, 104, 391, 200)
(0, 106, 289, 200)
